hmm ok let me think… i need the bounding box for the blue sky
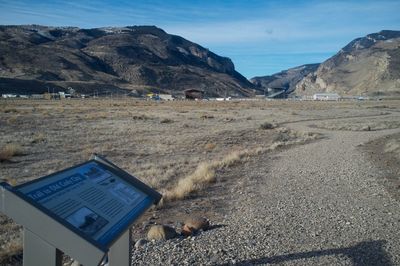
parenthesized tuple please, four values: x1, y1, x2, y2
(0, 0, 399, 78)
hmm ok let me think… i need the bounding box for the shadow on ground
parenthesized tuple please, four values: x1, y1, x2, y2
(224, 240, 392, 266)
(207, 224, 227, 231)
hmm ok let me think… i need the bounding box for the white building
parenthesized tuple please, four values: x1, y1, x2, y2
(215, 97, 231, 101)
(313, 93, 340, 101)
(2, 94, 17, 98)
(159, 94, 174, 101)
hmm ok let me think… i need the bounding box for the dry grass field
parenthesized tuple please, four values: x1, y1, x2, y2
(0, 98, 399, 263)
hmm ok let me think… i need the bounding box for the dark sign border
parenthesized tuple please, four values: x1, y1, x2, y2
(6, 156, 162, 251)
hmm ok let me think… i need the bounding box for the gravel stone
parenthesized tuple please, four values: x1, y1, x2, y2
(134, 238, 148, 249)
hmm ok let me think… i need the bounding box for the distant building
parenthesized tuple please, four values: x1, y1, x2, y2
(313, 93, 340, 101)
(2, 94, 17, 98)
(159, 94, 174, 101)
(146, 93, 160, 100)
(215, 97, 231, 101)
(43, 93, 60, 100)
(184, 89, 204, 100)
(31, 94, 44, 99)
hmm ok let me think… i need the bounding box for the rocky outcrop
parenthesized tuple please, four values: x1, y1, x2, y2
(296, 30, 400, 96)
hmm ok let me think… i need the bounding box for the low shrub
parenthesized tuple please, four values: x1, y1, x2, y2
(260, 122, 276, 130)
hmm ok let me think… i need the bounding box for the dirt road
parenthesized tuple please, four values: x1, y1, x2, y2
(133, 117, 400, 265)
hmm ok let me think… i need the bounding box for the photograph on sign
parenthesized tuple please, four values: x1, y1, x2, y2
(66, 207, 109, 237)
(15, 160, 156, 247)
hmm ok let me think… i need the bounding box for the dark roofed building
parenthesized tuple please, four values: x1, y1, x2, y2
(184, 89, 204, 100)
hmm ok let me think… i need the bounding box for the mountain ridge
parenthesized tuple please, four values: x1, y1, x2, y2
(250, 63, 319, 94)
(251, 30, 400, 97)
(0, 25, 256, 97)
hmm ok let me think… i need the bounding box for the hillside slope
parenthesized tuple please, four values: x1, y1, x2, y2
(250, 63, 319, 94)
(296, 30, 400, 96)
(0, 25, 255, 97)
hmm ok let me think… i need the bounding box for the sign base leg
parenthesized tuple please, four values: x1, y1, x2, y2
(23, 228, 63, 266)
(108, 229, 130, 266)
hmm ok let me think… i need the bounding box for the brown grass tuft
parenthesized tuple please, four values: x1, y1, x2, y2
(31, 132, 46, 144)
(6, 116, 19, 124)
(204, 143, 217, 151)
(384, 139, 400, 159)
(200, 114, 214, 119)
(162, 162, 216, 202)
(160, 127, 320, 205)
(162, 149, 254, 203)
(132, 114, 151, 120)
(0, 144, 23, 161)
(81, 146, 95, 160)
(85, 112, 108, 120)
(3, 108, 18, 113)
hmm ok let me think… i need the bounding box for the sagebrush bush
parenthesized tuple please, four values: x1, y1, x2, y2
(260, 122, 276, 130)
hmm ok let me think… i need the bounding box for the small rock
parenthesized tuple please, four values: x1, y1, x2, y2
(134, 238, 148, 249)
(210, 255, 219, 263)
(147, 225, 177, 241)
(182, 217, 210, 236)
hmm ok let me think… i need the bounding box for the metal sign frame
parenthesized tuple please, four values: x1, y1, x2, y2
(0, 154, 162, 266)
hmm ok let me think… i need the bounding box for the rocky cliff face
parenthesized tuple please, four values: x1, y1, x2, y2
(250, 63, 319, 94)
(296, 30, 400, 96)
(0, 25, 255, 97)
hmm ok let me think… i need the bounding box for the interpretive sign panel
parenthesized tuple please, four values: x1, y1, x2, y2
(11, 158, 161, 249)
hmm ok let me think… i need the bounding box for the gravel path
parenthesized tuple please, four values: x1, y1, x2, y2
(131, 121, 400, 265)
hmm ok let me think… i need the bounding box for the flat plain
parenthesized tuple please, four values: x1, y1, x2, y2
(0, 99, 399, 265)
